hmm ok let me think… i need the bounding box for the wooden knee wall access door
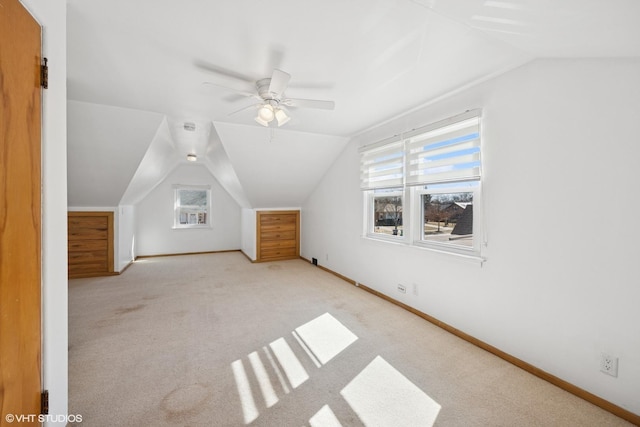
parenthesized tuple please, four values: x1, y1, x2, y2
(1, 0, 44, 422)
(68, 212, 115, 278)
(256, 210, 300, 262)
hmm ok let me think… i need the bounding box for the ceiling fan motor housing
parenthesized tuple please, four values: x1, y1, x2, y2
(256, 78, 280, 102)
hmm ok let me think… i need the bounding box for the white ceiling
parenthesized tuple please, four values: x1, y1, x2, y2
(66, 0, 640, 208)
(67, 101, 164, 206)
(214, 123, 351, 208)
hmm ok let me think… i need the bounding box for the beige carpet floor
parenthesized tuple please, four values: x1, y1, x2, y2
(68, 252, 633, 426)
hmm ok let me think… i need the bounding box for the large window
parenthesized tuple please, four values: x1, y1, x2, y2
(361, 137, 405, 241)
(371, 188, 404, 237)
(417, 182, 479, 252)
(174, 185, 211, 228)
(360, 110, 483, 258)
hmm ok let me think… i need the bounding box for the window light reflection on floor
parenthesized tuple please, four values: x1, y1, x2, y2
(292, 330, 322, 368)
(269, 337, 309, 389)
(230, 312, 357, 424)
(262, 345, 290, 395)
(248, 351, 278, 408)
(294, 312, 358, 365)
(231, 359, 259, 424)
(231, 312, 439, 426)
(341, 356, 441, 427)
(309, 404, 343, 427)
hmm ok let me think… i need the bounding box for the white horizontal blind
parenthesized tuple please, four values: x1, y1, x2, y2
(406, 113, 481, 186)
(360, 138, 404, 190)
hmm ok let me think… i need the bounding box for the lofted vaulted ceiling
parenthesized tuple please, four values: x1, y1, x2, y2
(66, 0, 640, 208)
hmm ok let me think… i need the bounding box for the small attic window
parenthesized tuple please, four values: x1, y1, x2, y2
(173, 185, 211, 229)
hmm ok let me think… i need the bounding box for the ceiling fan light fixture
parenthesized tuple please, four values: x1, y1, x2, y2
(255, 116, 270, 127)
(275, 108, 290, 127)
(257, 104, 275, 122)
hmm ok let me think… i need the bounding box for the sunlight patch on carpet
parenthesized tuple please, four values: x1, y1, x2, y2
(248, 351, 278, 408)
(231, 359, 259, 424)
(292, 330, 322, 368)
(269, 337, 309, 389)
(341, 356, 441, 427)
(230, 313, 363, 424)
(263, 345, 290, 394)
(309, 404, 343, 427)
(294, 312, 358, 365)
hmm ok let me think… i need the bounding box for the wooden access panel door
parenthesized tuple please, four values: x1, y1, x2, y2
(257, 210, 300, 262)
(68, 212, 115, 278)
(0, 0, 43, 423)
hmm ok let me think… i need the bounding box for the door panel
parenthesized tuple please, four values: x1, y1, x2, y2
(67, 212, 114, 278)
(0, 0, 43, 424)
(256, 211, 300, 262)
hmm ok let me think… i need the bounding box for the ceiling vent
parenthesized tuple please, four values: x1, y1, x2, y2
(183, 122, 196, 132)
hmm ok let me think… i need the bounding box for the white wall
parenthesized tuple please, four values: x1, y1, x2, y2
(301, 58, 640, 415)
(241, 208, 257, 260)
(118, 205, 136, 270)
(136, 164, 241, 256)
(21, 0, 68, 424)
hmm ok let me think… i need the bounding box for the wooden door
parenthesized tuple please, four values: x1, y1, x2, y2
(257, 210, 300, 262)
(0, 0, 43, 423)
(68, 212, 115, 278)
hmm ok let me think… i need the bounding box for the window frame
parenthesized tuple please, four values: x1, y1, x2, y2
(173, 185, 212, 229)
(360, 109, 485, 261)
(366, 187, 406, 241)
(412, 182, 482, 257)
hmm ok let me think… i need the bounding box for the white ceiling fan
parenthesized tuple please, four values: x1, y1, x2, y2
(203, 68, 335, 127)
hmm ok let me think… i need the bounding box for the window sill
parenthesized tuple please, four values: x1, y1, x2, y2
(365, 232, 407, 244)
(361, 234, 486, 266)
(172, 225, 212, 230)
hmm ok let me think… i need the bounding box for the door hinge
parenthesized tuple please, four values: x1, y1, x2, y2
(40, 57, 48, 89)
(41, 390, 49, 415)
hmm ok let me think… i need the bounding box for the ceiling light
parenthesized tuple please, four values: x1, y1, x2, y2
(275, 108, 290, 127)
(255, 103, 292, 127)
(186, 153, 197, 162)
(255, 116, 270, 127)
(258, 104, 275, 122)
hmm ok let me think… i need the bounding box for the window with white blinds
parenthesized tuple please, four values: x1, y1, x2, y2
(360, 110, 484, 259)
(360, 110, 481, 190)
(359, 138, 404, 190)
(406, 113, 481, 186)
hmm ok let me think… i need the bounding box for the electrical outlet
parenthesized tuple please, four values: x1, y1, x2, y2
(600, 353, 618, 377)
(312, 258, 318, 266)
(397, 284, 406, 294)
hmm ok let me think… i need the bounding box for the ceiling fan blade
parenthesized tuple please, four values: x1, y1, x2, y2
(228, 103, 261, 117)
(268, 69, 291, 97)
(266, 47, 285, 73)
(202, 82, 259, 99)
(194, 60, 255, 84)
(283, 98, 335, 110)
